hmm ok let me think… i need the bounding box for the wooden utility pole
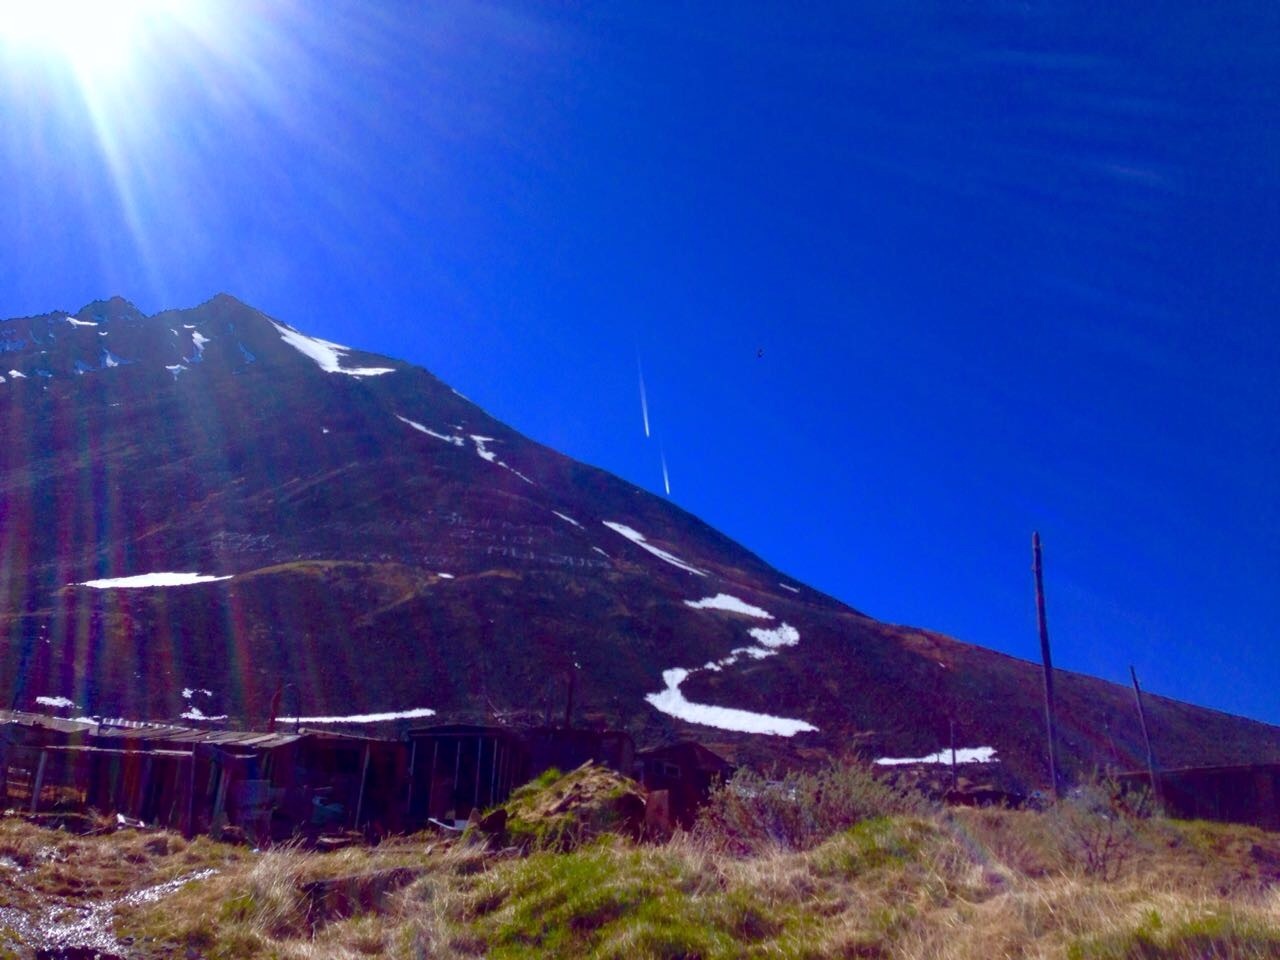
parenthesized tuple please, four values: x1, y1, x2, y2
(1033, 532, 1061, 799)
(1129, 666, 1161, 809)
(564, 666, 576, 729)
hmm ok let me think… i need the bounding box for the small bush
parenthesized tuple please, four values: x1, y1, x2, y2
(1051, 776, 1151, 881)
(694, 759, 929, 855)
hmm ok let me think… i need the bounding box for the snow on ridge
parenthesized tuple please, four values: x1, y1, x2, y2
(8, 370, 25, 378)
(684, 594, 773, 619)
(77, 572, 233, 589)
(874, 747, 998, 767)
(553, 511, 582, 528)
(396, 417, 531, 483)
(397, 414, 464, 447)
(271, 320, 395, 378)
(779, 583, 800, 594)
(438, 572, 455, 579)
(470, 436, 535, 485)
(603, 522, 706, 576)
(65, 317, 97, 327)
(36, 695, 76, 709)
(181, 688, 212, 700)
(277, 707, 436, 725)
(647, 612, 812, 735)
(646, 669, 817, 736)
(747, 623, 800, 649)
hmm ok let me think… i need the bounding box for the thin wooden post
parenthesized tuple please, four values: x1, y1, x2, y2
(406, 740, 417, 814)
(30, 750, 47, 814)
(354, 744, 372, 828)
(210, 764, 229, 837)
(425, 741, 438, 819)
(490, 737, 500, 807)
(184, 753, 198, 838)
(1130, 666, 1162, 810)
(949, 717, 958, 792)
(1033, 532, 1061, 799)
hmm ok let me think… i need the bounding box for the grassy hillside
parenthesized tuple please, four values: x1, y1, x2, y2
(1, 765, 1279, 958)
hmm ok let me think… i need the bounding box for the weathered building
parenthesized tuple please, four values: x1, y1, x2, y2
(404, 724, 529, 827)
(1117, 764, 1280, 829)
(0, 711, 406, 840)
(635, 741, 734, 825)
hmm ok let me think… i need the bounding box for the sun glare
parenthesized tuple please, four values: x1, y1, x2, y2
(0, 0, 188, 73)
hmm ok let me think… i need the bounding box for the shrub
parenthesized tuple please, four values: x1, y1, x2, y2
(1050, 775, 1151, 881)
(694, 759, 929, 855)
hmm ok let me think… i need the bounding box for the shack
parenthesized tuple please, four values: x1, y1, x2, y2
(0, 711, 406, 840)
(1117, 764, 1280, 829)
(404, 724, 529, 827)
(0, 712, 195, 826)
(635, 741, 734, 824)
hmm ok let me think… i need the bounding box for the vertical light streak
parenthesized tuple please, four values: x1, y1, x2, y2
(637, 356, 650, 438)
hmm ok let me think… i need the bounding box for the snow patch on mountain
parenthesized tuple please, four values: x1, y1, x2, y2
(181, 706, 228, 722)
(684, 594, 773, 619)
(875, 747, 998, 766)
(397, 414, 464, 446)
(65, 317, 97, 327)
(603, 522, 706, 576)
(470, 436, 534, 485)
(276, 707, 436, 725)
(8, 370, 25, 378)
(187, 330, 209, 362)
(271, 321, 395, 377)
(182, 688, 212, 700)
(779, 583, 800, 593)
(553, 511, 581, 528)
(647, 602, 812, 735)
(646, 669, 817, 736)
(36, 695, 76, 709)
(747, 623, 801, 649)
(77, 573, 233, 589)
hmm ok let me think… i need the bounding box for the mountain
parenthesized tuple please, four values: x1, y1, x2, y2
(1, 295, 1277, 789)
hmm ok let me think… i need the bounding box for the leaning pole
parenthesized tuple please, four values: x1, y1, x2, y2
(1033, 531, 1061, 800)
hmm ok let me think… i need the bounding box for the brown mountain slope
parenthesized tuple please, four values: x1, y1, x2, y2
(1, 294, 1276, 790)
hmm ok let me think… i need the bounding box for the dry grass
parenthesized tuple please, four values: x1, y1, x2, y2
(2, 784, 1279, 958)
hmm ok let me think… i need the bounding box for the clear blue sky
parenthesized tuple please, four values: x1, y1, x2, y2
(2, 2, 1277, 722)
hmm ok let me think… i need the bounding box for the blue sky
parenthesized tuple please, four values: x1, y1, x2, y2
(2, 2, 1277, 722)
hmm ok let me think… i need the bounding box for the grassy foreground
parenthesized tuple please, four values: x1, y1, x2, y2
(1, 766, 1279, 958)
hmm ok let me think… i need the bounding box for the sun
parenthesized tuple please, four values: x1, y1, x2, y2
(0, 0, 188, 75)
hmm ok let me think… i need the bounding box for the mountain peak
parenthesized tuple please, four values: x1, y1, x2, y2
(1, 295, 1277, 787)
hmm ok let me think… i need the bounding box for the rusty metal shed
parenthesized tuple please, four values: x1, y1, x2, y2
(404, 724, 529, 827)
